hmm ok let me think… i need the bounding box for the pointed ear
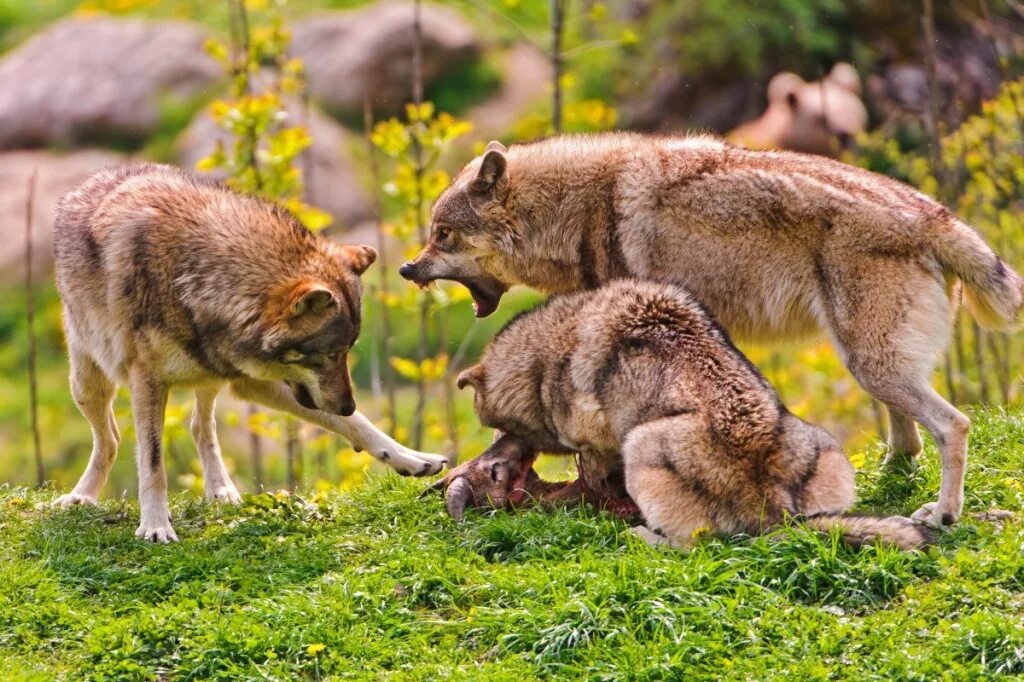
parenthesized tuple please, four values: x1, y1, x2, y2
(457, 364, 486, 391)
(767, 72, 804, 106)
(470, 147, 508, 196)
(288, 281, 336, 318)
(341, 244, 377, 275)
(484, 139, 507, 154)
(827, 62, 861, 95)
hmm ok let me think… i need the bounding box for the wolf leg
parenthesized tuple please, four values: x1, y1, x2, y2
(55, 351, 120, 507)
(128, 367, 177, 543)
(622, 417, 715, 550)
(822, 255, 966, 525)
(191, 386, 241, 503)
(883, 407, 924, 469)
(229, 377, 448, 477)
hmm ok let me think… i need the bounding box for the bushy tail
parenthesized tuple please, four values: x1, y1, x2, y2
(933, 218, 1024, 330)
(805, 513, 934, 551)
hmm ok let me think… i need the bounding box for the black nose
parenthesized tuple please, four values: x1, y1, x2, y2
(339, 399, 356, 417)
(399, 261, 416, 280)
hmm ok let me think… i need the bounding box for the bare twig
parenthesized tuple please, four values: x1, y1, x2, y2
(363, 96, 397, 435)
(410, 0, 430, 450)
(25, 170, 44, 488)
(247, 404, 264, 491)
(550, 0, 566, 133)
(286, 418, 302, 491)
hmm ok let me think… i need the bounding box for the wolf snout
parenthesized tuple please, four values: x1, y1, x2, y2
(399, 261, 419, 281)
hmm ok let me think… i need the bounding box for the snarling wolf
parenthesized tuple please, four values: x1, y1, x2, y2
(436, 280, 933, 551)
(54, 164, 447, 542)
(401, 132, 1024, 526)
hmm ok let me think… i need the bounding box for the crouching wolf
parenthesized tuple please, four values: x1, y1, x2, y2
(437, 280, 933, 550)
(54, 164, 447, 542)
(401, 133, 1024, 527)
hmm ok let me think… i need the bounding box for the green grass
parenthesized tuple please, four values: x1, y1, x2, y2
(1, 408, 1023, 679)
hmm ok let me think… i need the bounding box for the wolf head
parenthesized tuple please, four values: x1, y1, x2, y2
(244, 243, 376, 416)
(399, 140, 518, 317)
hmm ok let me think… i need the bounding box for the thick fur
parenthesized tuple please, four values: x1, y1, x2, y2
(402, 132, 1024, 526)
(457, 280, 932, 550)
(54, 163, 445, 542)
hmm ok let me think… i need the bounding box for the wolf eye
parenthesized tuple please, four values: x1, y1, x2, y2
(437, 226, 451, 240)
(281, 349, 305, 364)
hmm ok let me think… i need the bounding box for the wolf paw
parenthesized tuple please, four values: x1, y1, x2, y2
(911, 502, 960, 527)
(383, 448, 449, 477)
(135, 518, 179, 543)
(630, 525, 667, 546)
(53, 492, 99, 507)
(205, 482, 242, 503)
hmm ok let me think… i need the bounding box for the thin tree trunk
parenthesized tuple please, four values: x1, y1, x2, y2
(987, 333, 1011, 404)
(972, 320, 990, 405)
(24, 170, 43, 488)
(953, 316, 968, 403)
(922, 0, 962, 405)
(286, 418, 302, 492)
(247, 404, 264, 491)
(363, 96, 397, 435)
(439, 309, 458, 459)
(550, 0, 565, 133)
(410, 0, 429, 450)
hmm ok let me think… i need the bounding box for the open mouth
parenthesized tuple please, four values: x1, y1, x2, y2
(417, 275, 507, 318)
(289, 382, 318, 410)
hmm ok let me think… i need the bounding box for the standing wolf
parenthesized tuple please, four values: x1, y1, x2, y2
(438, 280, 932, 550)
(400, 133, 1024, 526)
(54, 164, 447, 542)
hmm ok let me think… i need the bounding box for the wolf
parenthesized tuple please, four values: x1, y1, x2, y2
(400, 132, 1024, 527)
(435, 280, 932, 550)
(54, 164, 447, 542)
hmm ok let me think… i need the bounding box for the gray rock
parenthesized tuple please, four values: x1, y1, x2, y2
(0, 17, 221, 150)
(292, 1, 480, 118)
(0, 149, 123, 282)
(177, 100, 372, 232)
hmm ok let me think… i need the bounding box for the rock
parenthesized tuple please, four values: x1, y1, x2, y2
(0, 17, 220, 150)
(0, 149, 123, 282)
(728, 64, 868, 158)
(464, 43, 551, 142)
(177, 100, 372, 232)
(292, 1, 481, 118)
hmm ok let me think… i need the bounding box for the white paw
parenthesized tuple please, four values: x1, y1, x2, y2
(135, 517, 179, 543)
(911, 501, 960, 528)
(631, 525, 667, 546)
(53, 492, 99, 507)
(381, 448, 449, 477)
(205, 482, 242, 503)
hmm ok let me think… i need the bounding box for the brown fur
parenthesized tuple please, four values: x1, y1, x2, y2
(54, 163, 445, 542)
(447, 280, 932, 550)
(729, 63, 868, 157)
(401, 132, 1024, 527)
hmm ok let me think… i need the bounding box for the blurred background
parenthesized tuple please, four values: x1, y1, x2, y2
(1, 0, 1022, 495)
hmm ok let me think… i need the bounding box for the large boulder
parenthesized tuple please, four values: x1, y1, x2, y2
(291, 1, 481, 118)
(0, 149, 123, 282)
(177, 102, 372, 232)
(0, 17, 220, 150)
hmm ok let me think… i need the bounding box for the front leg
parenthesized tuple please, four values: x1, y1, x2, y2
(229, 377, 448, 476)
(128, 367, 177, 543)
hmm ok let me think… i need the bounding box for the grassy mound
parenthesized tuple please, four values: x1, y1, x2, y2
(2, 408, 1023, 680)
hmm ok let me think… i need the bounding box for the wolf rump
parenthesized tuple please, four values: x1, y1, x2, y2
(437, 280, 932, 550)
(54, 164, 446, 542)
(401, 132, 1024, 527)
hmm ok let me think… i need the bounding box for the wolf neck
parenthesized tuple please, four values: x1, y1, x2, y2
(504, 147, 631, 294)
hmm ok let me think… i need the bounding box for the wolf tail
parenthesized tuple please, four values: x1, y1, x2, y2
(933, 217, 1024, 330)
(804, 513, 934, 551)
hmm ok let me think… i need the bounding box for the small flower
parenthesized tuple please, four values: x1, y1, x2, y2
(306, 643, 326, 656)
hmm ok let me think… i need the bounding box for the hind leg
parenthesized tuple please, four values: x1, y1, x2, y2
(622, 418, 717, 550)
(128, 366, 176, 542)
(823, 257, 966, 525)
(191, 385, 241, 503)
(883, 407, 924, 469)
(55, 351, 120, 506)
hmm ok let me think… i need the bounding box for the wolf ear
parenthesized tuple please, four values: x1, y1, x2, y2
(470, 143, 508, 196)
(341, 244, 378, 275)
(767, 72, 804, 108)
(289, 281, 336, 318)
(457, 364, 485, 391)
